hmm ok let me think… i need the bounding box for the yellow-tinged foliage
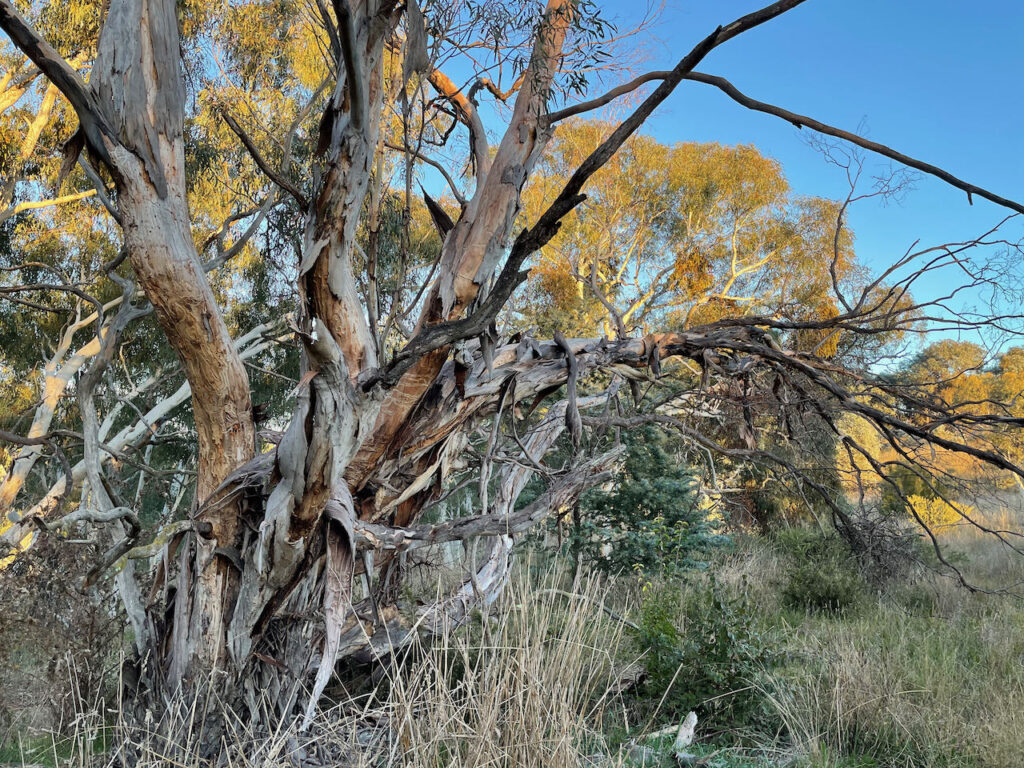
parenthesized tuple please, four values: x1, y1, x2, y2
(0, 524, 32, 569)
(906, 494, 968, 529)
(835, 413, 883, 492)
(517, 119, 861, 340)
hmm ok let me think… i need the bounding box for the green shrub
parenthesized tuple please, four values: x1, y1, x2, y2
(569, 427, 726, 575)
(776, 528, 867, 613)
(629, 578, 776, 728)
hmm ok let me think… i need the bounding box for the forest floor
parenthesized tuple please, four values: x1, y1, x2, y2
(1, 504, 1023, 767)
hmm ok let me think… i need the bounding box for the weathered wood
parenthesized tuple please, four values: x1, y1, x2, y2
(345, 0, 575, 486)
(352, 449, 620, 552)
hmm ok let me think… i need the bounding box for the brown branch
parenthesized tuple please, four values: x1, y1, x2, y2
(682, 71, 1024, 216)
(535, 0, 809, 214)
(221, 110, 309, 209)
(546, 70, 669, 123)
(549, 61, 1024, 220)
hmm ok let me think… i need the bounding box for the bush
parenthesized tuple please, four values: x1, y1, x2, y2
(776, 528, 867, 613)
(569, 427, 725, 575)
(0, 537, 122, 735)
(879, 465, 952, 516)
(629, 578, 776, 728)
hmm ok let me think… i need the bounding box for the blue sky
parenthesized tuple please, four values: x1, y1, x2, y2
(585, 0, 1024, 349)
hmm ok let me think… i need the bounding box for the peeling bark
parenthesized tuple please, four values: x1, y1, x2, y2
(346, 0, 575, 486)
(4, 0, 890, 750)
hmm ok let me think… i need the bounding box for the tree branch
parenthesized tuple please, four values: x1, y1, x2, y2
(370, 0, 811, 390)
(221, 110, 309, 209)
(547, 70, 669, 124)
(683, 71, 1024, 215)
(332, 0, 366, 129)
(0, 1, 95, 120)
(0, 1, 114, 168)
(428, 68, 491, 179)
(0, 189, 97, 225)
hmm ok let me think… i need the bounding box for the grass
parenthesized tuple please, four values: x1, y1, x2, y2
(0, 724, 110, 768)
(4, 563, 635, 767)
(597, 500, 1024, 768)
(370, 564, 631, 768)
(3, 506, 1024, 767)
(744, 504, 1024, 768)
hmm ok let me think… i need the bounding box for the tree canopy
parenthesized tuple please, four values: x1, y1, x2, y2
(517, 119, 861, 352)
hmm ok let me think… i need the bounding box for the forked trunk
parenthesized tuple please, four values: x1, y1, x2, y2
(0, 0, 820, 757)
(0, 0, 604, 744)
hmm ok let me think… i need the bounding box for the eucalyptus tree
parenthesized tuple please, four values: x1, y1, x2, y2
(516, 119, 861, 348)
(1, 0, 1024, 756)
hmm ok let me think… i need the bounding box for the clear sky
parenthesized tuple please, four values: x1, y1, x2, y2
(591, 0, 1024, 349)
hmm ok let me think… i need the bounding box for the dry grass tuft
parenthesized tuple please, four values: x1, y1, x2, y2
(375, 565, 628, 768)
(759, 499, 1024, 768)
(3, 562, 631, 767)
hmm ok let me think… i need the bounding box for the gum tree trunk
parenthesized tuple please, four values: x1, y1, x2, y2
(0, 0, 821, 752)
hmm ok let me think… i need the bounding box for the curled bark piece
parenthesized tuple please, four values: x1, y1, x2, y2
(401, 0, 430, 88)
(554, 331, 582, 450)
(56, 127, 84, 193)
(302, 482, 356, 729)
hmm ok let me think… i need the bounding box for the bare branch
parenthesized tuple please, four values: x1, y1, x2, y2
(683, 71, 1024, 215)
(546, 69, 668, 123)
(0, 189, 97, 225)
(222, 109, 309, 209)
